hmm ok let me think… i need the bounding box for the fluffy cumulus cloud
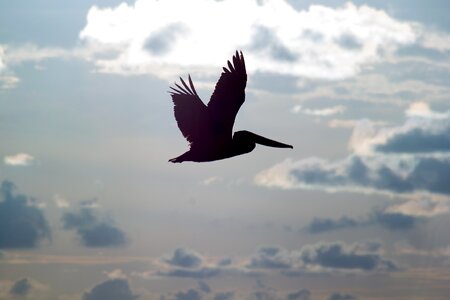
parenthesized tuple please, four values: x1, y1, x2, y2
(165, 248, 203, 268)
(3, 153, 35, 166)
(78, 0, 418, 79)
(83, 279, 139, 300)
(0, 180, 50, 249)
(256, 103, 450, 213)
(61, 204, 127, 248)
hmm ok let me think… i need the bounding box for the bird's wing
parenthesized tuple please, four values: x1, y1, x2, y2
(169, 75, 208, 145)
(207, 51, 247, 140)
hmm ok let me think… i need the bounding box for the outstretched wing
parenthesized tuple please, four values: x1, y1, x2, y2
(207, 51, 247, 140)
(169, 75, 208, 145)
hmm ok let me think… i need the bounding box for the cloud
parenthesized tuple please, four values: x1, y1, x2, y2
(286, 289, 311, 300)
(0, 180, 50, 249)
(248, 247, 292, 269)
(385, 197, 450, 217)
(165, 248, 203, 268)
(257, 103, 450, 202)
(304, 216, 360, 234)
(249, 242, 397, 275)
(9, 278, 31, 296)
(148, 242, 395, 282)
(157, 267, 222, 279)
(3, 153, 34, 166)
(105, 269, 127, 279)
(197, 281, 211, 294)
(83, 279, 139, 300)
(61, 206, 127, 248)
(78, 0, 418, 79)
(328, 293, 357, 300)
(292, 105, 346, 117)
(303, 209, 421, 234)
(174, 289, 202, 300)
(297, 242, 397, 273)
(214, 292, 235, 300)
(53, 194, 70, 208)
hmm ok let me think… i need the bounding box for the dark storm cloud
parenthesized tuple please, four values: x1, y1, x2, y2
(61, 206, 127, 248)
(328, 293, 356, 300)
(174, 289, 202, 300)
(286, 289, 311, 300)
(83, 279, 139, 300)
(9, 278, 31, 296)
(165, 248, 203, 268)
(144, 23, 186, 55)
(251, 26, 297, 62)
(214, 292, 234, 300)
(0, 180, 50, 249)
(377, 126, 450, 153)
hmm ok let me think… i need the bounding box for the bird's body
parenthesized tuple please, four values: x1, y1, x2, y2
(169, 51, 292, 163)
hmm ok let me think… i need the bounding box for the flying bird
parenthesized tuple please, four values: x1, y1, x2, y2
(169, 51, 293, 163)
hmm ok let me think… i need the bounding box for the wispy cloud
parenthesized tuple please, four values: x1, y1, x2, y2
(292, 105, 346, 117)
(3, 153, 34, 166)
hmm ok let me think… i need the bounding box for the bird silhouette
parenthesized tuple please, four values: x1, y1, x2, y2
(169, 51, 293, 163)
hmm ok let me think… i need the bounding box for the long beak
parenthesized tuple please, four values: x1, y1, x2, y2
(249, 132, 293, 149)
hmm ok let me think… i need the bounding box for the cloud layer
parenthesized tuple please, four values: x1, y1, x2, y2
(256, 103, 450, 209)
(78, 0, 417, 79)
(148, 242, 396, 281)
(0, 181, 50, 249)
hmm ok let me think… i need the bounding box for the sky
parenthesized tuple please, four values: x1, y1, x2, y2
(1, 0, 450, 299)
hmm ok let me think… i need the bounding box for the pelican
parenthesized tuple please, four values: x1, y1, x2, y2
(169, 51, 292, 163)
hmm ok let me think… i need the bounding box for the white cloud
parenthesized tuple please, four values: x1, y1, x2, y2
(104, 268, 128, 279)
(0, 46, 20, 89)
(4, 153, 35, 166)
(405, 101, 449, 119)
(53, 194, 70, 208)
(419, 30, 450, 52)
(292, 105, 346, 116)
(78, 0, 417, 79)
(385, 197, 450, 217)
